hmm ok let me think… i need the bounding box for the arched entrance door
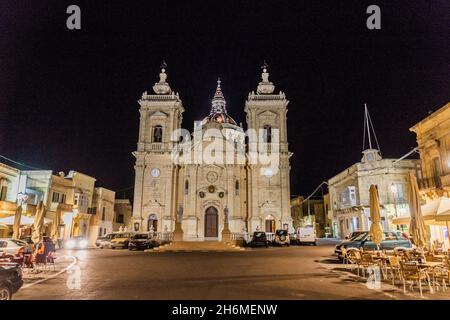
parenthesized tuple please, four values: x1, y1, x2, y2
(265, 215, 276, 233)
(148, 214, 158, 231)
(204, 207, 218, 238)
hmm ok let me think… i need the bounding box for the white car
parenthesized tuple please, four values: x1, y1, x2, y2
(296, 226, 317, 245)
(97, 233, 117, 249)
(0, 239, 24, 256)
(64, 237, 89, 249)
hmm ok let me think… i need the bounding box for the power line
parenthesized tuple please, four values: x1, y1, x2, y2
(0, 154, 43, 170)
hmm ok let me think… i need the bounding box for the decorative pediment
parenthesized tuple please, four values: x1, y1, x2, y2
(149, 111, 168, 118)
(143, 199, 165, 208)
(257, 110, 278, 119)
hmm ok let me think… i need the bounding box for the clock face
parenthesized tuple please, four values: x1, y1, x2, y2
(151, 168, 160, 177)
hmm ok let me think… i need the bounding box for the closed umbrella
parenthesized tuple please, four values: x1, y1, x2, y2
(408, 171, 428, 249)
(50, 207, 61, 242)
(369, 184, 383, 250)
(32, 201, 46, 244)
(12, 205, 22, 240)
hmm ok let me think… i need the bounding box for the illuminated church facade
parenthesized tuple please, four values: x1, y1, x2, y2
(132, 65, 292, 240)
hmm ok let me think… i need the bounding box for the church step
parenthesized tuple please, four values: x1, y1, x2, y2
(145, 241, 245, 253)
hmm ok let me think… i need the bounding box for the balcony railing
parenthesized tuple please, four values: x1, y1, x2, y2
(153, 231, 173, 242)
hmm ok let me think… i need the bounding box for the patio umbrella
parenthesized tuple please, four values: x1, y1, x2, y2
(12, 205, 22, 240)
(32, 201, 46, 244)
(408, 171, 428, 249)
(369, 184, 383, 250)
(50, 207, 61, 242)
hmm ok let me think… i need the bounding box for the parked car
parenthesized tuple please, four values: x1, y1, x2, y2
(0, 262, 23, 300)
(110, 232, 133, 249)
(245, 231, 269, 248)
(95, 236, 106, 247)
(345, 231, 365, 240)
(273, 229, 290, 246)
(289, 233, 300, 245)
(65, 236, 89, 249)
(128, 233, 160, 250)
(0, 239, 23, 256)
(335, 231, 412, 260)
(296, 226, 317, 245)
(11, 239, 33, 254)
(97, 233, 117, 249)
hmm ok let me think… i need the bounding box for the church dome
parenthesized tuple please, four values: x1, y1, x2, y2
(202, 79, 237, 126)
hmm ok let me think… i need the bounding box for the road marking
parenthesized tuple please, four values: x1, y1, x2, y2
(21, 255, 77, 289)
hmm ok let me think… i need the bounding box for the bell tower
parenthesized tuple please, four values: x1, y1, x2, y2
(244, 64, 292, 232)
(132, 64, 184, 232)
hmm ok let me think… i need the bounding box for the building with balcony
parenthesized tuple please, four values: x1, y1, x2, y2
(63, 171, 96, 239)
(19, 170, 74, 239)
(88, 187, 116, 245)
(0, 163, 21, 237)
(410, 102, 450, 249)
(328, 149, 419, 239)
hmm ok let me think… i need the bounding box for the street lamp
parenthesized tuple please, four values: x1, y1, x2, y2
(390, 183, 399, 230)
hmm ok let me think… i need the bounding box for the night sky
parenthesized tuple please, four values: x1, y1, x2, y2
(1, 0, 449, 199)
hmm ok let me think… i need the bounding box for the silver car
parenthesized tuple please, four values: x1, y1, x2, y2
(0, 239, 25, 256)
(97, 233, 116, 249)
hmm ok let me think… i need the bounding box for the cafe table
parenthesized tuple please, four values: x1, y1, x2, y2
(371, 254, 390, 279)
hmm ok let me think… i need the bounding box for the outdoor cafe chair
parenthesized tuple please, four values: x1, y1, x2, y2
(358, 253, 375, 277)
(430, 264, 449, 292)
(347, 250, 363, 276)
(399, 261, 433, 297)
(45, 251, 57, 272)
(387, 256, 402, 286)
(341, 247, 349, 265)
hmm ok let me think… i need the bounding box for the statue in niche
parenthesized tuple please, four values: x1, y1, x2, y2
(177, 205, 183, 222)
(224, 207, 229, 223)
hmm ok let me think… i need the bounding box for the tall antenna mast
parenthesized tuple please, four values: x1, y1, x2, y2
(362, 103, 382, 156)
(364, 104, 372, 149)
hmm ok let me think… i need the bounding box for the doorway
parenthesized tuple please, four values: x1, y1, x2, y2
(204, 207, 218, 238)
(265, 215, 276, 233)
(148, 214, 158, 231)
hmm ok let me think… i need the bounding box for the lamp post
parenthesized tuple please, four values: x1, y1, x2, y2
(390, 183, 399, 230)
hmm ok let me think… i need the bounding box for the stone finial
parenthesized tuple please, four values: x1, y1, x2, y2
(152, 62, 172, 95)
(256, 62, 275, 94)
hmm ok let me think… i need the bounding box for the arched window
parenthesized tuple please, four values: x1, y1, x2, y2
(184, 180, 189, 195)
(153, 125, 163, 143)
(263, 125, 272, 143)
(235, 180, 239, 196)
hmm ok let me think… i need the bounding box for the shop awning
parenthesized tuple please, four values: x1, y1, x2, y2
(392, 197, 450, 225)
(435, 197, 450, 222)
